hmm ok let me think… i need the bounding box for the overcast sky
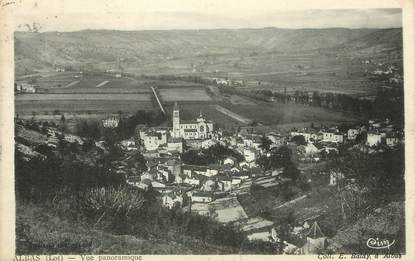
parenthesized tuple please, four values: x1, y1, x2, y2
(13, 0, 402, 32)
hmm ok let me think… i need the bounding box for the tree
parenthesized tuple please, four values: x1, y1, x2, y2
(282, 164, 300, 182)
(355, 132, 367, 144)
(77, 121, 101, 139)
(292, 135, 306, 146)
(182, 144, 243, 166)
(34, 144, 54, 157)
(82, 138, 95, 152)
(60, 114, 66, 124)
(57, 134, 67, 159)
(129, 152, 147, 174)
(259, 136, 272, 151)
(256, 146, 292, 170)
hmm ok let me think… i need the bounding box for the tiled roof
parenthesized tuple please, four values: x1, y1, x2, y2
(192, 191, 213, 197)
(168, 137, 183, 143)
(127, 176, 141, 182)
(183, 165, 208, 172)
(181, 120, 198, 124)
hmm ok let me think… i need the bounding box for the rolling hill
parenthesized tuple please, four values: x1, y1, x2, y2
(14, 27, 402, 77)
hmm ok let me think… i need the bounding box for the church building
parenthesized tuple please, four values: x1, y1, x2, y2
(171, 103, 214, 140)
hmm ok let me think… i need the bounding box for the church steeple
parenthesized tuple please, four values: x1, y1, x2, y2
(172, 102, 180, 137)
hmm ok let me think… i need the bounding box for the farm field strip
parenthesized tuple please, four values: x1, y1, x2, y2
(96, 80, 110, 87)
(16, 93, 152, 101)
(63, 80, 80, 88)
(158, 88, 212, 101)
(215, 105, 252, 124)
(43, 88, 151, 94)
(15, 100, 154, 113)
(219, 101, 360, 125)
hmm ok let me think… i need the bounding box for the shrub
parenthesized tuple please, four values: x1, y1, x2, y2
(76, 187, 145, 231)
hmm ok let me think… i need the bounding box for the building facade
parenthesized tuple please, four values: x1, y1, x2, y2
(172, 103, 214, 140)
(102, 116, 119, 128)
(139, 128, 168, 151)
(322, 131, 344, 143)
(366, 132, 382, 147)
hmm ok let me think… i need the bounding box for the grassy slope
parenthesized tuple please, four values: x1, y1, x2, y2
(16, 203, 238, 255)
(328, 201, 405, 254)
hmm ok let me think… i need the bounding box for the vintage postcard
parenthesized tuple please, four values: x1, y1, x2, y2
(1, 0, 414, 260)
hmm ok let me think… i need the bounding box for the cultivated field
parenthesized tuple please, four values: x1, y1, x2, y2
(194, 52, 400, 97)
(15, 100, 154, 114)
(218, 100, 360, 127)
(16, 93, 152, 101)
(158, 88, 212, 102)
(227, 95, 256, 105)
(15, 72, 158, 115)
(45, 88, 151, 94)
(29, 72, 152, 93)
(164, 97, 359, 130)
(215, 105, 252, 124)
(16, 68, 362, 127)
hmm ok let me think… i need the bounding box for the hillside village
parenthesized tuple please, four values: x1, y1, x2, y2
(9, 12, 407, 256)
(15, 101, 404, 254)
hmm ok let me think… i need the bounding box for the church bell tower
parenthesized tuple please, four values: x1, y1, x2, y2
(172, 102, 180, 137)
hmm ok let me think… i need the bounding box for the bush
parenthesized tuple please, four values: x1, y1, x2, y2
(76, 187, 145, 231)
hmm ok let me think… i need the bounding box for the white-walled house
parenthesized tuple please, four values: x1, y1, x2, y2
(243, 148, 258, 163)
(206, 167, 219, 177)
(217, 179, 232, 191)
(202, 179, 217, 191)
(329, 171, 345, 186)
(141, 172, 154, 182)
(224, 156, 237, 166)
(126, 176, 141, 186)
(139, 128, 168, 151)
(182, 164, 219, 178)
(267, 133, 286, 148)
(201, 139, 217, 149)
(322, 131, 344, 143)
(366, 132, 382, 147)
(290, 131, 312, 142)
(167, 137, 183, 153)
(162, 193, 183, 209)
(184, 177, 201, 186)
(386, 136, 399, 147)
(64, 134, 84, 145)
(297, 143, 319, 156)
(232, 178, 242, 186)
(191, 191, 214, 203)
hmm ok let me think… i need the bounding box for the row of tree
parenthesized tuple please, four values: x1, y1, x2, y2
(219, 84, 403, 125)
(257, 87, 403, 124)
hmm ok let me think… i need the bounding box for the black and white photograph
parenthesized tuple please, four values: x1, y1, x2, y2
(1, 0, 414, 259)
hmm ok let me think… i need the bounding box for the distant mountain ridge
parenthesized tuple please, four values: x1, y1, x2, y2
(14, 27, 402, 76)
